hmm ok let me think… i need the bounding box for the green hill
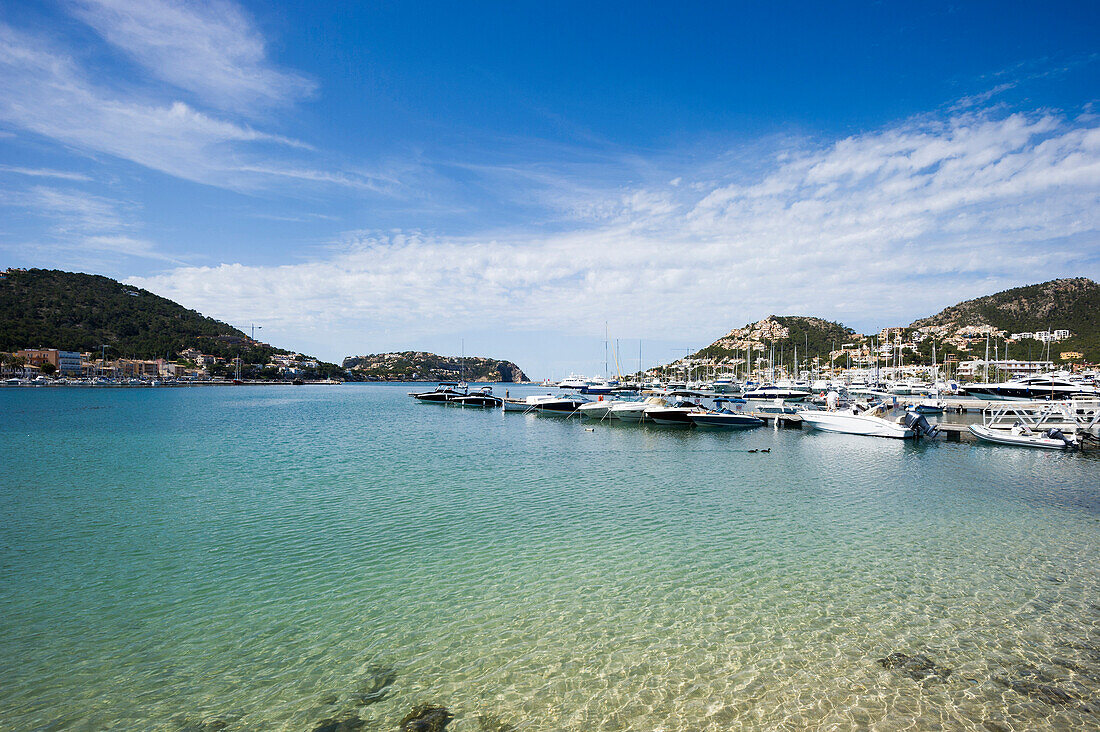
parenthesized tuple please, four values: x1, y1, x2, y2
(911, 278, 1100, 361)
(692, 315, 857, 364)
(1, 268, 299, 365)
(342, 352, 528, 382)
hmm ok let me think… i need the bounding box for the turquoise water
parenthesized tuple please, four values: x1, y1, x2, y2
(2, 384, 1098, 731)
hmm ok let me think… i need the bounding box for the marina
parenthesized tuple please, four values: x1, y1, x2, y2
(411, 377, 1100, 450)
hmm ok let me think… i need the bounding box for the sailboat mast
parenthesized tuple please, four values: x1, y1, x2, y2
(604, 321, 608, 378)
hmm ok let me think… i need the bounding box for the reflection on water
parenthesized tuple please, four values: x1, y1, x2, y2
(1, 384, 1098, 730)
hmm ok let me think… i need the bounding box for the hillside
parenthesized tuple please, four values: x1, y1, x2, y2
(692, 315, 857, 363)
(0, 268, 318, 366)
(911, 278, 1100, 360)
(343, 352, 529, 382)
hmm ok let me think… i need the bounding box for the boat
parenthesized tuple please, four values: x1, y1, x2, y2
(741, 384, 812, 402)
(535, 396, 589, 415)
(451, 386, 503, 408)
(577, 399, 618, 419)
(557, 374, 589, 390)
(968, 423, 1078, 450)
(910, 400, 946, 414)
(961, 374, 1099, 401)
(409, 382, 467, 402)
(502, 394, 557, 412)
(610, 396, 667, 422)
(644, 402, 704, 425)
(967, 400, 1099, 447)
(711, 375, 736, 393)
(579, 378, 617, 395)
(687, 410, 765, 429)
(798, 402, 938, 439)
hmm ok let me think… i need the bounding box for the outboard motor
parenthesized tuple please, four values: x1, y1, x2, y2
(1044, 428, 1078, 449)
(902, 411, 939, 438)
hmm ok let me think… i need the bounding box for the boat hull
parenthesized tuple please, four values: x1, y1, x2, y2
(451, 396, 502, 408)
(644, 408, 699, 425)
(577, 403, 615, 419)
(611, 406, 648, 422)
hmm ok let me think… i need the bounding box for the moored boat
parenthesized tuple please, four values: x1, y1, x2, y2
(409, 382, 466, 402)
(577, 399, 618, 419)
(968, 423, 1078, 450)
(962, 375, 1099, 401)
(451, 386, 502, 408)
(535, 396, 589, 415)
(798, 402, 937, 439)
(610, 396, 667, 422)
(644, 404, 703, 425)
(687, 410, 765, 429)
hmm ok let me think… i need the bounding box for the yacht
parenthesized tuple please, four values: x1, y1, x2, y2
(558, 374, 589, 390)
(741, 384, 812, 402)
(711, 375, 736, 393)
(961, 375, 1099, 401)
(580, 377, 617, 395)
(798, 402, 937, 439)
(888, 379, 932, 395)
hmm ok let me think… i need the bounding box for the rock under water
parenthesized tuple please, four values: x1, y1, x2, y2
(877, 652, 953, 682)
(400, 704, 454, 732)
(310, 713, 365, 732)
(477, 713, 517, 732)
(355, 664, 397, 705)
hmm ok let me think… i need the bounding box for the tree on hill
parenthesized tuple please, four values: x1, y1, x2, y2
(0, 268, 346, 375)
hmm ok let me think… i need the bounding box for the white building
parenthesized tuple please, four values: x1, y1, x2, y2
(957, 359, 1055, 377)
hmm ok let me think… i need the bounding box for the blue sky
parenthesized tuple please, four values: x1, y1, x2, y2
(1, 1, 1098, 377)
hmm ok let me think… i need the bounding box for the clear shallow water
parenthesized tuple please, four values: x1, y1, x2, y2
(2, 384, 1098, 731)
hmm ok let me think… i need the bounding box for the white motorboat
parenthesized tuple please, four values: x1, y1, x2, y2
(610, 396, 667, 422)
(799, 403, 936, 439)
(968, 423, 1078, 450)
(577, 399, 618, 419)
(502, 394, 558, 412)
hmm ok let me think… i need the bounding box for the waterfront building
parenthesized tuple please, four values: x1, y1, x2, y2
(14, 348, 82, 375)
(956, 359, 1055, 377)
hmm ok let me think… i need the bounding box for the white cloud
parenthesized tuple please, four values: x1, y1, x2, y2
(0, 22, 313, 188)
(70, 0, 314, 112)
(127, 110, 1100, 362)
(0, 165, 92, 181)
